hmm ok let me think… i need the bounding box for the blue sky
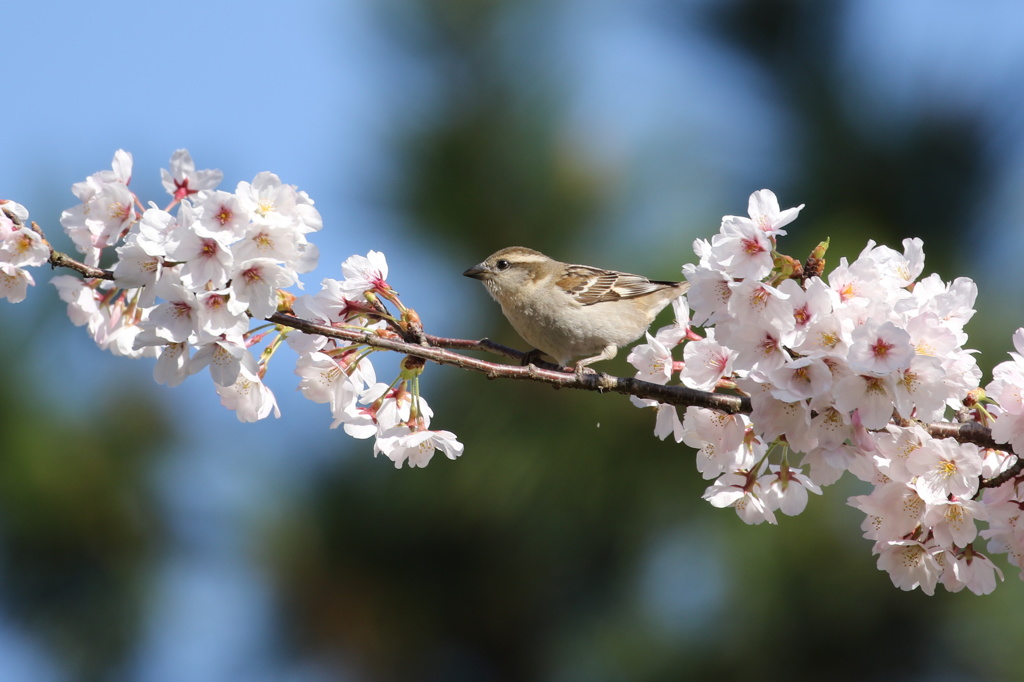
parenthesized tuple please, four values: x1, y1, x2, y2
(6, 0, 1024, 678)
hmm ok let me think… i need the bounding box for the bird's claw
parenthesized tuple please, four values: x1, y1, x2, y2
(520, 349, 546, 367)
(573, 364, 597, 378)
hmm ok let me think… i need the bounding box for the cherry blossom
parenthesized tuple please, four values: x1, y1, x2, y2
(745, 188, 804, 237)
(906, 437, 982, 504)
(339, 250, 390, 299)
(710, 217, 775, 280)
(680, 329, 735, 392)
(216, 363, 280, 423)
(760, 464, 822, 516)
(627, 332, 675, 384)
(875, 540, 942, 595)
(161, 149, 223, 202)
(374, 426, 464, 469)
(0, 262, 35, 303)
(703, 472, 778, 525)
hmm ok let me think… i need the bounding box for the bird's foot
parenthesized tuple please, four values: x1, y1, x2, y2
(520, 349, 546, 367)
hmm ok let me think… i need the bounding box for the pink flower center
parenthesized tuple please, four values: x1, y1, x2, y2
(871, 338, 895, 359)
(216, 206, 234, 226)
(173, 179, 195, 201)
(794, 304, 811, 327)
(742, 236, 765, 255)
(242, 267, 263, 284)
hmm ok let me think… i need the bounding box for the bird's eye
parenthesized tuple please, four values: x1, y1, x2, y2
(495, 259, 511, 271)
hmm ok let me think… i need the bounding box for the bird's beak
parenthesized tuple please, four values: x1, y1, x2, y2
(463, 263, 489, 280)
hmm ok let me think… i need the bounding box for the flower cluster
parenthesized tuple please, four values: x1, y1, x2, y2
(628, 189, 1020, 595)
(0, 201, 49, 302)
(37, 150, 460, 466)
(289, 253, 463, 468)
(50, 149, 322, 421)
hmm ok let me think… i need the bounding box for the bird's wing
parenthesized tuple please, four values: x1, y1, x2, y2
(556, 265, 678, 306)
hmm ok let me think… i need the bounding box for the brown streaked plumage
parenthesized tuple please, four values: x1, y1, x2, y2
(463, 246, 689, 373)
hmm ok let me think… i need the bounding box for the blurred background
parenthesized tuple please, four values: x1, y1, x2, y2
(4, 0, 1024, 680)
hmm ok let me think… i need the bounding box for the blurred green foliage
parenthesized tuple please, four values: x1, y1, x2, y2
(0, 306, 170, 680)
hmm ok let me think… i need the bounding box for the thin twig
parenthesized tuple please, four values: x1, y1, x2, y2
(26, 219, 114, 280)
(49, 249, 113, 280)
(423, 334, 526, 362)
(269, 313, 750, 413)
(981, 459, 1024, 491)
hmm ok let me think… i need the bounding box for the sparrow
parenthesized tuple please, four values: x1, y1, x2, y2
(463, 246, 688, 373)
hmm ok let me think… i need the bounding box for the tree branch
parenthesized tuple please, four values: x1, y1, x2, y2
(27, 220, 115, 281)
(268, 313, 750, 414)
(29, 227, 1022, 489)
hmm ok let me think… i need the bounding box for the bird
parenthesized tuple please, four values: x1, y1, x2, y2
(463, 246, 689, 373)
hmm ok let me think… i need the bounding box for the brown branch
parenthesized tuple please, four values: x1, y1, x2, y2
(926, 421, 1003, 451)
(981, 459, 1024, 491)
(24, 217, 114, 280)
(27, 225, 1023, 488)
(423, 334, 526, 362)
(49, 248, 113, 280)
(269, 313, 749, 414)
